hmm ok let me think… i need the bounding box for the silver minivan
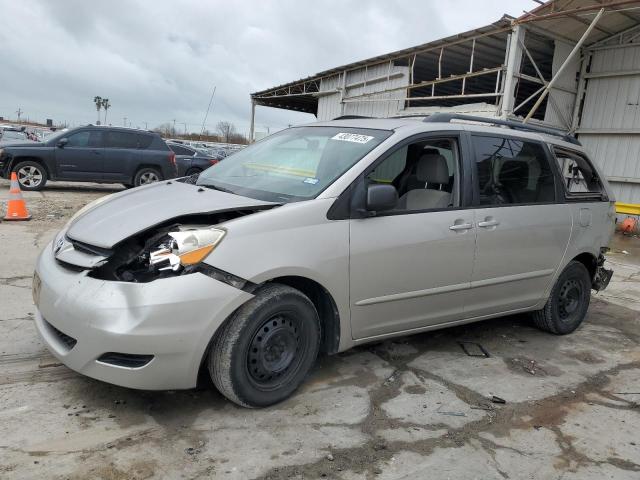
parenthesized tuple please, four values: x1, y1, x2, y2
(33, 114, 615, 407)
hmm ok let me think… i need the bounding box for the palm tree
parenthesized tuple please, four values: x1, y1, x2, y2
(102, 98, 111, 125)
(93, 96, 102, 124)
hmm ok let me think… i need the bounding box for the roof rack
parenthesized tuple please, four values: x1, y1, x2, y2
(332, 115, 374, 120)
(423, 113, 580, 145)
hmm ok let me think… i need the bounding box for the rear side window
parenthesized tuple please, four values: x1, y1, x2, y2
(106, 131, 139, 149)
(473, 136, 556, 206)
(169, 144, 194, 156)
(553, 147, 604, 197)
(137, 134, 153, 149)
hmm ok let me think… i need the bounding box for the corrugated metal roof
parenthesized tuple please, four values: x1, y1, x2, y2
(250, 15, 514, 109)
(516, 0, 640, 44)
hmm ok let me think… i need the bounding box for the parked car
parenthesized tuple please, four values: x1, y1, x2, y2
(0, 129, 34, 146)
(167, 142, 221, 176)
(33, 114, 614, 407)
(0, 126, 176, 190)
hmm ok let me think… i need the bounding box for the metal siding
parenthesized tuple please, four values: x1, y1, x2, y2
(578, 42, 640, 204)
(544, 41, 579, 129)
(317, 64, 409, 121)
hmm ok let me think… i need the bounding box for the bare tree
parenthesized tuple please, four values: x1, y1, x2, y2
(216, 121, 236, 143)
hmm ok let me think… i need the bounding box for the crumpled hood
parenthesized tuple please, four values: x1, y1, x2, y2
(66, 181, 276, 248)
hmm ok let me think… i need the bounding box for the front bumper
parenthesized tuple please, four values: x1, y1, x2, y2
(34, 243, 253, 390)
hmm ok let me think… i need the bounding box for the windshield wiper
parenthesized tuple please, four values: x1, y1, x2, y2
(199, 182, 235, 194)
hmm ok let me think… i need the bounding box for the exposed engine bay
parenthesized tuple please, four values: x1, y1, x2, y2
(83, 207, 273, 283)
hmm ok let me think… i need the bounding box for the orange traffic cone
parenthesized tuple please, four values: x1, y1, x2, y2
(4, 172, 31, 221)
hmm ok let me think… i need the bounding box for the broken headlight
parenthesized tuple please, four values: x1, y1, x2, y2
(148, 227, 226, 272)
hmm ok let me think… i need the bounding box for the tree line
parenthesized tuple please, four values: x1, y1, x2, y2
(153, 121, 248, 144)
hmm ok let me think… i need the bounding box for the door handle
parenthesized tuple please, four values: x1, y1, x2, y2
(478, 218, 500, 228)
(449, 222, 473, 231)
(91, 150, 101, 155)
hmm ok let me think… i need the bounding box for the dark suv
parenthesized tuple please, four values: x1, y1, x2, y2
(0, 126, 177, 190)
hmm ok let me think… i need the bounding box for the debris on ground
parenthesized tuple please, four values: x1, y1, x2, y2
(458, 341, 491, 357)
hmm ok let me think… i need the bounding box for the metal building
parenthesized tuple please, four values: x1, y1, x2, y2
(250, 0, 640, 203)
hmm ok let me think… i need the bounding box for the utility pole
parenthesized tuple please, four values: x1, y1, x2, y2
(144, 121, 148, 130)
(200, 85, 216, 140)
(123, 117, 127, 127)
(183, 123, 187, 136)
(16, 108, 22, 122)
(172, 119, 176, 135)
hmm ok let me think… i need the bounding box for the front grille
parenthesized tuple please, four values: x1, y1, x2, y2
(44, 319, 77, 350)
(97, 352, 154, 368)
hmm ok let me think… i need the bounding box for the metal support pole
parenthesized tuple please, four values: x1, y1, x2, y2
(249, 100, 256, 143)
(524, 8, 604, 123)
(571, 52, 591, 132)
(462, 38, 476, 95)
(433, 47, 443, 97)
(501, 26, 525, 117)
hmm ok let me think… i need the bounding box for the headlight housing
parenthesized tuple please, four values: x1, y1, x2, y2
(148, 227, 226, 272)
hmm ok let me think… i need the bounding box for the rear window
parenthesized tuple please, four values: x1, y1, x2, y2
(553, 147, 605, 198)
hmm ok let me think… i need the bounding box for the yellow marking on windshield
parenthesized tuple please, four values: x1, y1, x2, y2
(245, 163, 315, 177)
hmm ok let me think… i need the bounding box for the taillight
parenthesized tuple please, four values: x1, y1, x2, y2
(209, 159, 219, 165)
(168, 151, 176, 167)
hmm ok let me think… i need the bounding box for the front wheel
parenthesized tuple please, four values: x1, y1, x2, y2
(532, 261, 591, 335)
(133, 167, 162, 187)
(14, 161, 48, 191)
(208, 283, 321, 408)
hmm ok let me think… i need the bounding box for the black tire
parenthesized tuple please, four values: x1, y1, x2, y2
(185, 167, 202, 177)
(13, 160, 48, 191)
(122, 183, 134, 189)
(208, 283, 321, 408)
(133, 167, 162, 187)
(532, 261, 591, 335)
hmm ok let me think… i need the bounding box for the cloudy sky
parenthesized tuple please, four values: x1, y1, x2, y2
(0, 0, 535, 136)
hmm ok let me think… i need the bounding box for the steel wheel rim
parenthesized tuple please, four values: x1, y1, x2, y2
(247, 314, 302, 390)
(558, 278, 582, 320)
(139, 172, 159, 184)
(17, 166, 43, 187)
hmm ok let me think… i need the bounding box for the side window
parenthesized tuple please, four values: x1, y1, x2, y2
(106, 131, 139, 149)
(138, 134, 154, 149)
(473, 136, 555, 206)
(368, 146, 407, 183)
(553, 148, 603, 195)
(88, 131, 103, 148)
(365, 138, 459, 211)
(169, 144, 193, 156)
(66, 131, 90, 148)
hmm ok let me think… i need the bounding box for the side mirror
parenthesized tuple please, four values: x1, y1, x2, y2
(366, 184, 398, 213)
(57, 138, 68, 148)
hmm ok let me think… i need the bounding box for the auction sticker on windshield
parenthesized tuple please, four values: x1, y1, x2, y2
(331, 132, 374, 144)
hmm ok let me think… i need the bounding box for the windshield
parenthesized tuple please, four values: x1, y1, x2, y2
(196, 126, 391, 202)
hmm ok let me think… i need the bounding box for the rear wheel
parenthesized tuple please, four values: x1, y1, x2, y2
(14, 161, 48, 191)
(532, 261, 591, 334)
(133, 167, 162, 187)
(208, 283, 321, 408)
(185, 167, 202, 177)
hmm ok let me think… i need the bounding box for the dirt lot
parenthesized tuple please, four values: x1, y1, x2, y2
(1, 179, 639, 480)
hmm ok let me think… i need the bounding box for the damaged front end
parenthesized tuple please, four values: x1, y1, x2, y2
(57, 208, 269, 286)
